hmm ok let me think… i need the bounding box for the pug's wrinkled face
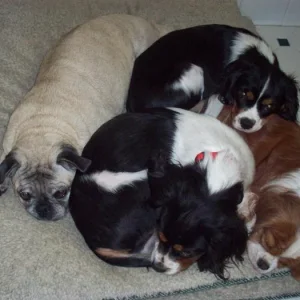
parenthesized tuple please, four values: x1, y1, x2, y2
(0, 145, 91, 221)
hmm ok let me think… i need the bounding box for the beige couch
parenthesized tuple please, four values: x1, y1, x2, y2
(1, 1, 299, 299)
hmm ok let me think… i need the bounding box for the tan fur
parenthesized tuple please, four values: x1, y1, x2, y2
(0, 15, 167, 219)
(218, 106, 300, 280)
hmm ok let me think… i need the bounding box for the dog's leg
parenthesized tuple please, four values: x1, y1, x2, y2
(238, 191, 258, 233)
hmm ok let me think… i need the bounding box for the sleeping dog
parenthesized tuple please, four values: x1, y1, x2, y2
(69, 108, 256, 279)
(0, 15, 165, 221)
(126, 24, 299, 132)
(218, 106, 300, 280)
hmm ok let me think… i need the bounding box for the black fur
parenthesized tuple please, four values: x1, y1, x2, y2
(126, 24, 299, 128)
(148, 152, 247, 279)
(69, 108, 248, 278)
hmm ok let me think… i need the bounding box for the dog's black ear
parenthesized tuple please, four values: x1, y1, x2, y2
(219, 60, 251, 105)
(57, 146, 91, 173)
(0, 153, 20, 189)
(212, 182, 244, 214)
(279, 76, 299, 121)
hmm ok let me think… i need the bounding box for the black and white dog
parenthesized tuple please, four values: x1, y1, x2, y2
(69, 108, 256, 278)
(126, 25, 299, 132)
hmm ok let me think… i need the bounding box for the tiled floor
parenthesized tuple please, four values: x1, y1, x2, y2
(256, 25, 300, 81)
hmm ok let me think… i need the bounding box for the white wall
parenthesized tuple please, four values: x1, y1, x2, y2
(238, 0, 300, 26)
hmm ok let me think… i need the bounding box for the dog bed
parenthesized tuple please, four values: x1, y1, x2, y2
(0, 1, 299, 299)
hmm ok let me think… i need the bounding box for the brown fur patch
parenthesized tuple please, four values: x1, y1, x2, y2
(159, 232, 168, 243)
(218, 106, 300, 262)
(278, 257, 300, 281)
(95, 248, 131, 258)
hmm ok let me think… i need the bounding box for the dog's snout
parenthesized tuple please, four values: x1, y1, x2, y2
(240, 117, 255, 130)
(152, 262, 168, 273)
(257, 258, 270, 271)
(35, 202, 53, 220)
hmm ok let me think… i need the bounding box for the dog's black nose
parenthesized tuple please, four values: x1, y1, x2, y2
(257, 258, 270, 270)
(240, 117, 255, 130)
(35, 202, 53, 220)
(152, 262, 168, 273)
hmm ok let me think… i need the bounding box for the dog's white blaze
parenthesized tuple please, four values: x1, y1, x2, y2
(258, 76, 271, 101)
(230, 32, 274, 64)
(87, 170, 147, 192)
(265, 169, 300, 198)
(233, 104, 263, 133)
(171, 64, 204, 96)
(204, 94, 224, 118)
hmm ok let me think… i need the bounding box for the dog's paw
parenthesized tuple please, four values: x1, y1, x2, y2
(238, 191, 258, 233)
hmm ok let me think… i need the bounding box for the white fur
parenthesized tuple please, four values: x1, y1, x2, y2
(171, 64, 204, 96)
(169, 108, 255, 191)
(233, 104, 263, 133)
(153, 249, 181, 275)
(247, 240, 279, 273)
(230, 32, 274, 64)
(265, 169, 300, 197)
(199, 150, 242, 195)
(233, 75, 270, 132)
(86, 170, 147, 192)
(258, 76, 271, 101)
(248, 231, 300, 274)
(204, 94, 224, 118)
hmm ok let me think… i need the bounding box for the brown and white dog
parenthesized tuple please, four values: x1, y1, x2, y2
(218, 105, 300, 280)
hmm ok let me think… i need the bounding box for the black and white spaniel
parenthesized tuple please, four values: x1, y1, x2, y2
(126, 24, 299, 132)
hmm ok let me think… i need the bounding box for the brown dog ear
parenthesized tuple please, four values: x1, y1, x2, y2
(260, 222, 297, 256)
(57, 146, 91, 173)
(278, 257, 300, 281)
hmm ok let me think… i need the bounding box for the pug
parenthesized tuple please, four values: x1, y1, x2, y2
(0, 14, 165, 221)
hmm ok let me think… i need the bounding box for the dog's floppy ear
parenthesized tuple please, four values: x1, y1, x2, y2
(219, 60, 251, 105)
(57, 146, 91, 173)
(212, 182, 244, 214)
(279, 75, 299, 122)
(0, 153, 20, 183)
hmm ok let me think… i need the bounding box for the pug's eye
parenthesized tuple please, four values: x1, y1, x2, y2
(18, 191, 32, 202)
(53, 189, 68, 199)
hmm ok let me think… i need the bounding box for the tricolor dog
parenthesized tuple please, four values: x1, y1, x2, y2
(126, 24, 299, 132)
(69, 108, 256, 278)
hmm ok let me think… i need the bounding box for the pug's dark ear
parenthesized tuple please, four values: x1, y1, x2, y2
(57, 146, 91, 173)
(147, 149, 168, 179)
(0, 153, 20, 185)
